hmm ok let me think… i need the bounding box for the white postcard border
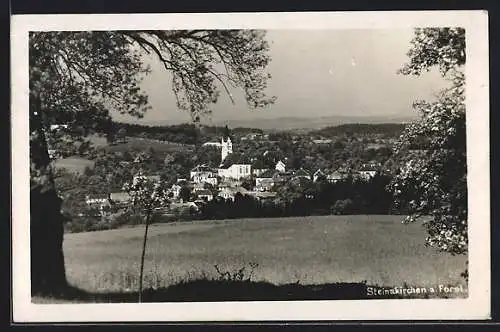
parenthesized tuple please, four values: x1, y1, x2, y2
(11, 10, 490, 322)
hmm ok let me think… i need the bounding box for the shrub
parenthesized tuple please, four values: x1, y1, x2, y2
(108, 210, 144, 227)
(330, 199, 355, 215)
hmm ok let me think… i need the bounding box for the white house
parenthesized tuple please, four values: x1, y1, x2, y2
(85, 195, 109, 206)
(252, 168, 269, 177)
(255, 177, 274, 191)
(202, 142, 222, 147)
(48, 149, 59, 159)
(195, 189, 214, 202)
(247, 191, 277, 201)
(218, 186, 248, 201)
(240, 133, 262, 141)
(312, 139, 333, 144)
(50, 124, 69, 131)
(313, 169, 326, 182)
(275, 160, 286, 173)
(109, 192, 131, 206)
(292, 168, 311, 181)
(218, 164, 252, 180)
(170, 184, 182, 199)
(358, 169, 377, 181)
(85, 195, 111, 216)
(132, 174, 161, 184)
(190, 164, 218, 186)
(326, 171, 346, 183)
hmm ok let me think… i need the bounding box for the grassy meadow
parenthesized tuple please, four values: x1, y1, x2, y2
(52, 157, 96, 174)
(103, 136, 194, 155)
(62, 215, 467, 296)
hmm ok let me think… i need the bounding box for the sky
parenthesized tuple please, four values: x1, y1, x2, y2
(112, 29, 447, 126)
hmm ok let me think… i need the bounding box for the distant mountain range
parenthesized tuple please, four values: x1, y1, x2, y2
(134, 114, 419, 131)
(208, 114, 419, 131)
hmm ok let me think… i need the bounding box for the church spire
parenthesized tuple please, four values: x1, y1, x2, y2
(222, 124, 231, 140)
(221, 125, 233, 163)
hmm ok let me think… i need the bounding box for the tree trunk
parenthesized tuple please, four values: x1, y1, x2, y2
(30, 96, 67, 296)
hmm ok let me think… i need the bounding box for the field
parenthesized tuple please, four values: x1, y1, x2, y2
(63, 215, 467, 295)
(52, 135, 193, 174)
(103, 136, 194, 156)
(53, 157, 96, 174)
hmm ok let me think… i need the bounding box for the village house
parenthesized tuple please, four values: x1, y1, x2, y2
(240, 133, 263, 141)
(218, 164, 252, 180)
(358, 168, 378, 181)
(252, 168, 270, 177)
(170, 201, 200, 213)
(85, 194, 111, 216)
(170, 179, 191, 200)
(292, 168, 312, 181)
(170, 184, 182, 199)
(275, 160, 286, 173)
(313, 169, 326, 182)
(254, 169, 275, 191)
(190, 164, 218, 186)
(50, 124, 69, 131)
(132, 174, 162, 184)
(289, 175, 313, 188)
(218, 186, 248, 201)
(312, 138, 333, 144)
(247, 191, 277, 202)
(272, 170, 293, 185)
(195, 189, 214, 202)
(255, 178, 274, 192)
(48, 149, 59, 159)
(326, 171, 347, 183)
(109, 192, 131, 207)
(85, 195, 109, 207)
(202, 141, 222, 148)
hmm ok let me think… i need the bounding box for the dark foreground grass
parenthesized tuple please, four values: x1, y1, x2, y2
(32, 278, 467, 304)
(43, 216, 466, 303)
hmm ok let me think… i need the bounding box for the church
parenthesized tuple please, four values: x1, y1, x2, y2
(217, 135, 252, 180)
(190, 130, 253, 182)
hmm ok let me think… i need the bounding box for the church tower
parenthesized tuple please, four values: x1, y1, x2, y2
(221, 136, 233, 162)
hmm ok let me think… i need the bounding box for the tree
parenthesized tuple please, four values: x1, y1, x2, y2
(179, 186, 192, 203)
(29, 30, 275, 295)
(241, 177, 255, 191)
(116, 127, 128, 144)
(331, 198, 355, 215)
(390, 28, 467, 259)
(123, 172, 170, 302)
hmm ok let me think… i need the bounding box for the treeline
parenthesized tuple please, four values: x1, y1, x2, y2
(199, 174, 401, 221)
(106, 122, 266, 146)
(62, 173, 409, 233)
(111, 123, 201, 145)
(311, 123, 407, 138)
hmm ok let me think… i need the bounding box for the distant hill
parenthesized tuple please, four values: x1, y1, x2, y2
(209, 114, 418, 131)
(310, 123, 407, 137)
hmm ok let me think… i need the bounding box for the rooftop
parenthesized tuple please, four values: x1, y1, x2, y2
(110, 192, 131, 202)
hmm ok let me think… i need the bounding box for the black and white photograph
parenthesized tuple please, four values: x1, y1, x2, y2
(11, 11, 490, 322)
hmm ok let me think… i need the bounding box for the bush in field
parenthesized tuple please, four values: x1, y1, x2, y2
(330, 199, 355, 215)
(108, 210, 144, 228)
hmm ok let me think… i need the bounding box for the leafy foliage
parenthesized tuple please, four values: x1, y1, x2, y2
(390, 28, 467, 255)
(123, 172, 170, 213)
